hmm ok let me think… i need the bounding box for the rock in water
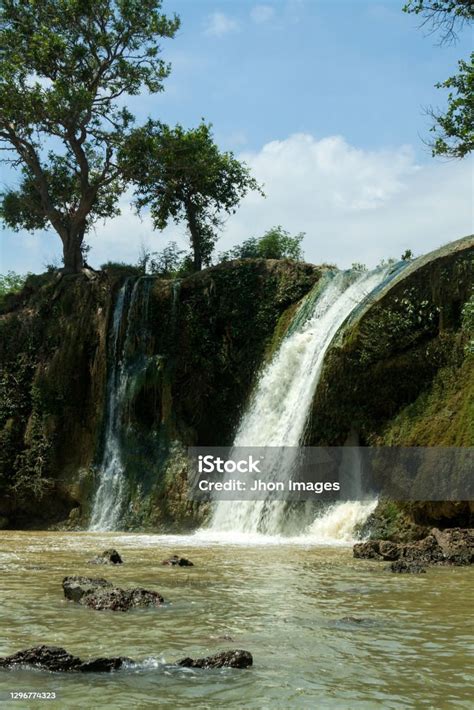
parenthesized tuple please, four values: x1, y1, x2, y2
(177, 650, 253, 669)
(0, 646, 253, 673)
(0, 646, 131, 673)
(353, 541, 383, 560)
(88, 549, 123, 565)
(161, 554, 194, 566)
(0, 646, 82, 672)
(62, 576, 111, 603)
(62, 576, 164, 611)
(354, 528, 473, 567)
(389, 560, 427, 574)
(82, 587, 164, 612)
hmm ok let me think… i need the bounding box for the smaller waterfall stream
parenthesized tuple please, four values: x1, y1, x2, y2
(89, 277, 154, 531)
(209, 267, 398, 538)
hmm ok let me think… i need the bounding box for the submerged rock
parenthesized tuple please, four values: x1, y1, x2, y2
(62, 576, 164, 611)
(88, 549, 123, 565)
(177, 650, 253, 669)
(354, 528, 473, 567)
(0, 645, 130, 673)
(337, 617, 372, 624)
(161, 555, 194, 567)
(389, 560, 426, 574)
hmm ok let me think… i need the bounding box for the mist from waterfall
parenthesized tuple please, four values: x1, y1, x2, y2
(208, 267, 397, 539)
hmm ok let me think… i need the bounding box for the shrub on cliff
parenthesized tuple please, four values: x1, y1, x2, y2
(220, 226, 305, 262)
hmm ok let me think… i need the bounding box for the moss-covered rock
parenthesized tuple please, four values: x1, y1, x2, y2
(0, 260, 322, 529)
(309, 236, 473, 538)
(0, 273, 111, 527)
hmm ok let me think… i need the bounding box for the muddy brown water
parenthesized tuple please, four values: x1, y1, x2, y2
(0, 531, 472, 709)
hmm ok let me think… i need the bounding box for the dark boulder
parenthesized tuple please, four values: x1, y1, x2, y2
(79, 656, 130, 672)
(430, 528, 473, 565)
(161, 554, 194, 567)
(0, 645, 130, 673)
(0, 646, 82, 672)
(82, 587, 164, 612)
(354, 528, 473, 567)
(62, 576, 111, 603)
(353, 541, 382, 560)
(177, 650, 253, 669)
(62, 576, 164, 611)
(0, 646, 253, 673)
(378, 541, 401, 561)
(389, 560, 427, 574)
(88, 549, 123, 565)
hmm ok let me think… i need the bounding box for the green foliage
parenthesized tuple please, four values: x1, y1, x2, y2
(351, 262, 368, 272)
(11, 412, 54, 502)
(0, 271, 28, 297)
(403, 1, 473, 43)
(401, 249, 414, 261)
(0, 0, 180, 271)
(121, 121, 263, 271)
(403, 1, 473, 158)
(148, 242, 189, 277)
(462, 289, 474, 354)
(428, 53, 474, 158)
(358, 286, 440, 365)
(220, 226, 305, 262)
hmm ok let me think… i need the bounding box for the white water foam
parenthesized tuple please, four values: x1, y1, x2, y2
(208, 268, 393, 541)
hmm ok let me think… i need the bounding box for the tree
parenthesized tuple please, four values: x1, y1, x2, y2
(220, 226, 305, 262)
(427, 54, 474, 158)
(122, 121, 263, 271)
(403, 1, 473, 44)
(0, 271, 28, 297)
(148, 242, 187, 276)
(403, 1, 474, 158)
(0, 0, 179, 273)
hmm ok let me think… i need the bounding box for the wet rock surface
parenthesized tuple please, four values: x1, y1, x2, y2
(353, 528, 473, 567)
(177, 650, 253, 669)
(62, 576, 164, 611)
(0, 646, 253, 672)
(389, 560, 427, 574)
(62, 576, 111, 603)
(0, 646, 131, 673)
(161, 555, 194, 566)
(88, 549, 123, 565)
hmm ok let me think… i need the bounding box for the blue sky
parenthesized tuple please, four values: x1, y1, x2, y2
(1, 0, 472, 273)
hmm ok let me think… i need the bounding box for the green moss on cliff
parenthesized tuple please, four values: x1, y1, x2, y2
(308, 241, 473, 446)
(0, 274, 110, 527)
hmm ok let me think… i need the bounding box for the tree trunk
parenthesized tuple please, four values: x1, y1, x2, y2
(62, 233, 84, 273)
(186, 203, 202, 271)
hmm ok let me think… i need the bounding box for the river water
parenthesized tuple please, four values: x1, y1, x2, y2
(0, 532, 472, 709)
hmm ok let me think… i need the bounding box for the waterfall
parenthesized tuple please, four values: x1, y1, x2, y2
(208, 267, 397, 538)
(89, 276, 154, 531)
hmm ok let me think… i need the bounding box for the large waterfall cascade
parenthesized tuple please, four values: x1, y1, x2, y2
(209, 266, 402, 539)
(89, 264, 404, 539)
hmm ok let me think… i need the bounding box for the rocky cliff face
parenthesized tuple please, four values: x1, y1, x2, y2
(307, 235, 473, 538)
(0, 238, 472, 534)
(0, 260, 321, 529)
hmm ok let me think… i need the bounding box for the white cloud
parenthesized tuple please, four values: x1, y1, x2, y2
(3, 134, 472, 273)
(217, 133, 472, 268)
(250, 5, 275, 24)
(204, 12, 240, 38)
